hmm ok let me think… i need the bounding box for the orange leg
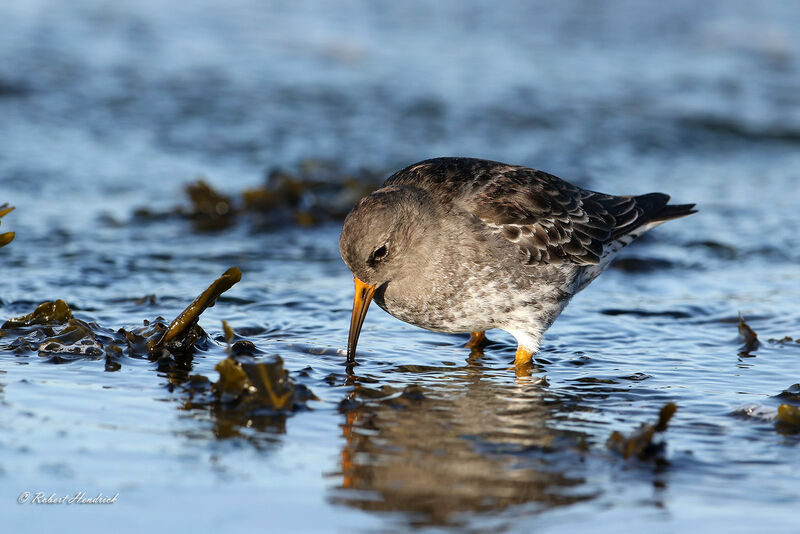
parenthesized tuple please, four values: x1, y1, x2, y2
(514, 345, 534, 367)
(465, 331, 487, 349)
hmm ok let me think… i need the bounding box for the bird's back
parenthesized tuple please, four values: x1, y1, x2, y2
(385, 157, 695, 269)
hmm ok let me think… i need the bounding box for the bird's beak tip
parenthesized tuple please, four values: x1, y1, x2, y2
(347, 277, 376, 363)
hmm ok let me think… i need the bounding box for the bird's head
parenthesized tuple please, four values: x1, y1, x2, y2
(339, 185, 438, 362)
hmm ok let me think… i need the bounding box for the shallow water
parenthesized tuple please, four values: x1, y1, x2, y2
(2, 0, 800, 532)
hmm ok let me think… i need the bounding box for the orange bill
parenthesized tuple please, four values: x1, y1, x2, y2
(347, 277, 376, 363)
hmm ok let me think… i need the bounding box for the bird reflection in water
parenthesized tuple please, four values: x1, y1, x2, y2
(330, 348, 597, 527)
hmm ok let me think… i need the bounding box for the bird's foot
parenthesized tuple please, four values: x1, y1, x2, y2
(465, 331, 488, 349)
(514, 346, 534, 367)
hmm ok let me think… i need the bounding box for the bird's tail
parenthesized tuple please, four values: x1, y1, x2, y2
(615, 193, 696, 238)
(650, 202, 697, 223)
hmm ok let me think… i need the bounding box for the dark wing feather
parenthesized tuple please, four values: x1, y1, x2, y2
(385, 157, 683, 266)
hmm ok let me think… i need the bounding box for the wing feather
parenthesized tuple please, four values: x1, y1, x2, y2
(384, 157, 680, 266)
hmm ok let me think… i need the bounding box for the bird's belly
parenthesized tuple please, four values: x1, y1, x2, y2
(377, 263, 580, 335)
(376, 298, 491, 334)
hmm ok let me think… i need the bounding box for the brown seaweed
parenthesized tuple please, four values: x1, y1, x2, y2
(241, 163, 380, 227)
(174, 343, 314, 443)
(774, 384, 800, 434)
(212, 354, 301, 410)
(0, 268, 242, 363)
(185, 180, 237, 231)
(1, 267, 313, 445)
(769, 335, 800, 345)
(133, 161, 381, 230)
(108, 266, 242, 363)
(152, 266, 241, 355)
(775, 404, 800, 432)
(0, 203, 14, 248)
(1, 299, 73, 328)
(242, 166, 377, 226)
(731, 385, 800, 434)
(737, 313, 759, 354)
(776, 384, 800, 401)
(607, 402, 677, 461)
(1, 303, 125, 366)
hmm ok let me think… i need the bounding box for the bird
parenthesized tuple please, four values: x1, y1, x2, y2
(339, 157, 695, 369)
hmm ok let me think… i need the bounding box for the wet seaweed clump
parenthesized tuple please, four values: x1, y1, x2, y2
(115, 267, 243, 377)
(2, 267, 315, 442)
(769, 335, 800, 345)
(177, 321, 316, 428)
(738, 315, 800, 349)
(164, 321, 316, 447)
(153, 267, 241, 355)
(1, 299, 73, 328)
(185, 180, 236, 231)
(133, 161, 382, 231)
(687, 239, 737, 260)
(178, 351, 315, 441)
(211, 354, 313, 410)
(201, 320, 314, 411)
(174, 321, 315, 440)
(607, 402, 677, 463)
(0, 268, 242, 371)
(737, 313, 760, 355)
(731, 384, 800, 435)
(775, 404, 800, 433)
(774, 384, 800, 435)
(242, 162, 380, 227)
(0, 203, 15, 248)
(0, 300, 121, 364)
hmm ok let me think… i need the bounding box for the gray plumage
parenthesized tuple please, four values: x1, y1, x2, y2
(340, 157, 695, 357)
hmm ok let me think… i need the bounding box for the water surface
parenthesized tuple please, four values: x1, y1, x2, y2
(2, 1, 800, 532)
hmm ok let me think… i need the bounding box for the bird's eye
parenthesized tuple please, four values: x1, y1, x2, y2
(371, 245, 388, 262)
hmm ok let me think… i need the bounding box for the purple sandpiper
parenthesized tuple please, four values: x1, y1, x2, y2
(340, 157, 695, 369)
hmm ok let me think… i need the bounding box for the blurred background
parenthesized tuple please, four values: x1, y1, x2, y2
(2, 0, 800, 215)
(2, 1, 800, 532)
